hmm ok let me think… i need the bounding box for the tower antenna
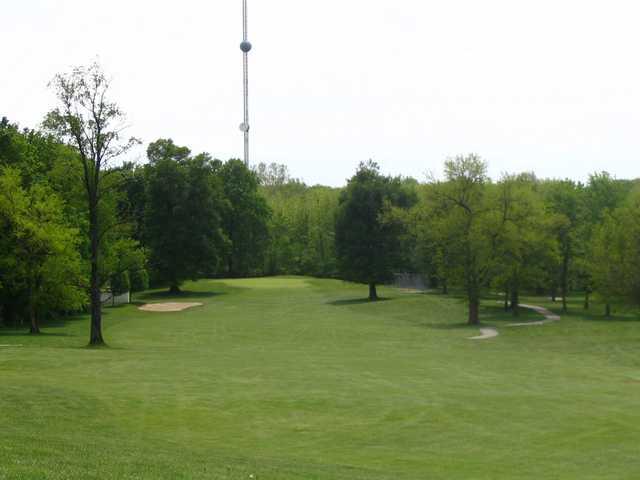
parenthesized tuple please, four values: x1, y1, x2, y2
(239, 0, 252, 166)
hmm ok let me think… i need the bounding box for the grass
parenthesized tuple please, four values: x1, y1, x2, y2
(1, 277, 640, 479)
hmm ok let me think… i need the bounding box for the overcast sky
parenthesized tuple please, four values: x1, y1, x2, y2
(2, 0, 639, 186)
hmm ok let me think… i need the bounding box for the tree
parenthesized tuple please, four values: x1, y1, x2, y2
(45, 62, 139, 345)
(428, 154, 492, 324)
(0, 168, 84, 333)
(490, 174, 557, 315)
(588, 189, 640, 315)
(220, 159, 271, 277)
(578, 172, 631, 309)
(588, 213, 626, 316)
(412, 183, 457, 294)
(335, 160, 415, 300)
(254, 162, 294, 188)
(145, 139, 227, 292)
(261, 178, 340, 277)
(541, 180, 583, 313)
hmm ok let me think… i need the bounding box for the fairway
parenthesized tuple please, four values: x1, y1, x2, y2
(2, 277, 640, 479)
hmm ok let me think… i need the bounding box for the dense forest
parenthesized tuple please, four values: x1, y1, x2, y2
(2, 64, 640, 342)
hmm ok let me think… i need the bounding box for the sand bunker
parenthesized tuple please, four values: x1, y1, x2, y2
(138, 302, 203, 312)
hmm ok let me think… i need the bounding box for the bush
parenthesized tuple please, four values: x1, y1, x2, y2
(129, 268, 149, 293)
(110, 271, 130, 296)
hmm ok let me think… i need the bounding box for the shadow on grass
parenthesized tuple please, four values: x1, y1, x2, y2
(426, 322, 476, 330)
(480, 304, 542, 324)
(135, 290, 225, 301)
(566, 309, 640, 323)
(0, 329, 74, 337)
(0, 312, 87, 337)
(328, 297, 394, 306)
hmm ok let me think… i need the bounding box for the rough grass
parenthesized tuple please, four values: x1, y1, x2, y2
(1, 277, 640, 479)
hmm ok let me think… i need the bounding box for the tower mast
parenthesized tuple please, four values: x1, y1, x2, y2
(240, 0, 252, 166)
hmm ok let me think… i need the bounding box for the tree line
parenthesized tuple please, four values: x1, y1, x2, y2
(213, 156, 640, 326)
(329, 156, 640, 324)
(0, 64, 272, 343)
(2, 62, 640, 344)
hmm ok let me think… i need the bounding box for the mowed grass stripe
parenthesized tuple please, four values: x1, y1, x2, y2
(2, 277, 640, 479)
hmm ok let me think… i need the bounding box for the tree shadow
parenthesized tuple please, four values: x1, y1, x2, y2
(135, 290, 225, 301)
(0, 329, 74, 338)
(566, 310, 640, 323)
(480, 304, 542, 324)
(425, 322, 477, 330)
(0, 313, 85, 336)
(328, 297, 394, 306)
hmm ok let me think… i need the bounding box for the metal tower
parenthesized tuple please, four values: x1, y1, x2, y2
(239, 0, 252, 166)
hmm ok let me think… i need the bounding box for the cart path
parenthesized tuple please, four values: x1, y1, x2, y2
(469, 327, 499, 340)
(508, 304, 561, 326)
(469, 304, 560, 340)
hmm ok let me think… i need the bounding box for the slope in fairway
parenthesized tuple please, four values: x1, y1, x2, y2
(2, 277, 640, 479)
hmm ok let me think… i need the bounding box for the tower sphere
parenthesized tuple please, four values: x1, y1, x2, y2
(240, 41, 252, 53)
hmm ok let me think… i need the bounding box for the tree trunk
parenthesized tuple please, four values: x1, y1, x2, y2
(584, 291, 590, 310)
(4, 302, 16, 328)
(504, 288, 510, 311)
(169, 284, 181, 294)
(551, 285, 557, 302)
(28, 282, 40, 335)
(510, 288, 520, 316)
(605, 303, 611, 317)
(368, 283, 378, 301)
(89, 200, 104, 346)
(468, 295, 480, 325)
(442, 279, 448, 295)
(561, 255, 569, 313)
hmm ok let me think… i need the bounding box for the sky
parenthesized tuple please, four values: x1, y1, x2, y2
(2, 0, 639, 186)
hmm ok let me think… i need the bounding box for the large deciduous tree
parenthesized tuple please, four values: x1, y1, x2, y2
(45, 62, 139, 345)
(335, 160, 415, 300)
(220, 159, 271, 277)
(428, 154, 492, 325)
(490, 173, 557, 316)
(541, 180, 583, 313)
(145, 139, 227, 292)
(0, 168, 84, 333)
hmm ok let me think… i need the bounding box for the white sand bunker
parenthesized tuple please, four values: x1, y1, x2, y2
(138, 302, 203, 312)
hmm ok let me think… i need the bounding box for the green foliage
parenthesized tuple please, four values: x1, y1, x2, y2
(45, 62, 141, 345)
(145, 139, 228, 290)
(587, 188, 640, 313)
(335, 160, 415, 298)
(129, 268, 149, 293)
(220, 159, 271, 277)
(110, 271, 130, 297)
(489, 174, 558, 313)
(260, 168, 340, 277)
(424, 154, 492, 323)
(0, 167, 85, 331)
(539, 179, 584, 311)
